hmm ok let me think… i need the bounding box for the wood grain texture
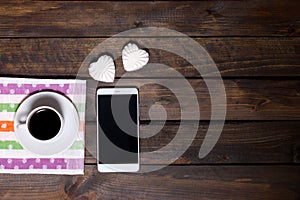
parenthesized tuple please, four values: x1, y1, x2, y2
(84, 79, 300, 121)
(0, 1, 299, 37)
(85, 121, 300, 165)
(0, 37, 299, 77)
(0, 165, 299, 199)
(0, 1, 299, 199)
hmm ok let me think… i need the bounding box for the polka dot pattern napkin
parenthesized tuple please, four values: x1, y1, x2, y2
(0, 78, 86, 174)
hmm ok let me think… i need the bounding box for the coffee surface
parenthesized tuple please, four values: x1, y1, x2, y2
(28, 108, 61, 141)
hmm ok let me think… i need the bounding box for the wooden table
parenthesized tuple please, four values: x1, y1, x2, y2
(0, 1, 299, 199)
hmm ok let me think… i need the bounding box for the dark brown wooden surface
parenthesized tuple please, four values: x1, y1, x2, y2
(0, 38, 299, 77)
(85, 121, 300, 164)
(0, 165, 299, 199)
(85, 79, 300, 121)
(0, 1, 299, 199)
(0, 1, 299, 37)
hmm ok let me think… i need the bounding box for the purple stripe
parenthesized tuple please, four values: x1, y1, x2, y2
(68, 158, 84, 170)
(0, 158, 84, 170)
(0, 83, 86, 95)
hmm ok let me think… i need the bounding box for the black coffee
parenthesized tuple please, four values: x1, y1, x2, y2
(28, 108, 61, 141)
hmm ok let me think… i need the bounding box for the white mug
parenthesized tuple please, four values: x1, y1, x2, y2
(17, 106, 64, 143)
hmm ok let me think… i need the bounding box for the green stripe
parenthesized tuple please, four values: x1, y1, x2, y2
(69, 140, 84, 150)
(0, 103, 85, 113)
(0, 140, 84, 150)
(74, 103, 85, 112)
(0, 103, 19, 112)
(0, 141, 23, 149)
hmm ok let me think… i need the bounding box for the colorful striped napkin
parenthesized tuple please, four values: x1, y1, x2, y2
(0, 78, 86, 174)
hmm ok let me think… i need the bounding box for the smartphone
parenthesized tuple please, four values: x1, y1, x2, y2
(97, 88, 139, 172)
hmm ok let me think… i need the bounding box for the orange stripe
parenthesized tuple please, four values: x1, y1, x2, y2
(0, 121, 85, 132)
(0, 121, 14, 132)
(79, 121, 85, 132)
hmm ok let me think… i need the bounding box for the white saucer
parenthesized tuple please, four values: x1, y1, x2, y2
(14, 91, 80, 156)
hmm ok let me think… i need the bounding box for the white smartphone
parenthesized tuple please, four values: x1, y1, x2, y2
(97, 88, 139, 172)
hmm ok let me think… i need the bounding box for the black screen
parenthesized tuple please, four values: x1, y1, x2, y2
(98, 94, 138, 164)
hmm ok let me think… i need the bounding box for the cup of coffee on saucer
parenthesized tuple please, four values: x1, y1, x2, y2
(14, 91, 80, 156)
(18, 106, 63, 141)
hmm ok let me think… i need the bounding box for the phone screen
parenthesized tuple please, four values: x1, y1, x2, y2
(98, 94, 138, 164)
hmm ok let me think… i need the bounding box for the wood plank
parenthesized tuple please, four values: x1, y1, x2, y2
(0, 38, 299, 77)
(85, 121, 300, 164)
(0, 165, 299, 199)
(85, 79, 300, 121)
(0, 1, 299, 37)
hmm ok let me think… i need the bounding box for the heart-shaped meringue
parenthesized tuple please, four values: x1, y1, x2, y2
(89, 55, 115, 83)
(122, 43, 149, 72)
